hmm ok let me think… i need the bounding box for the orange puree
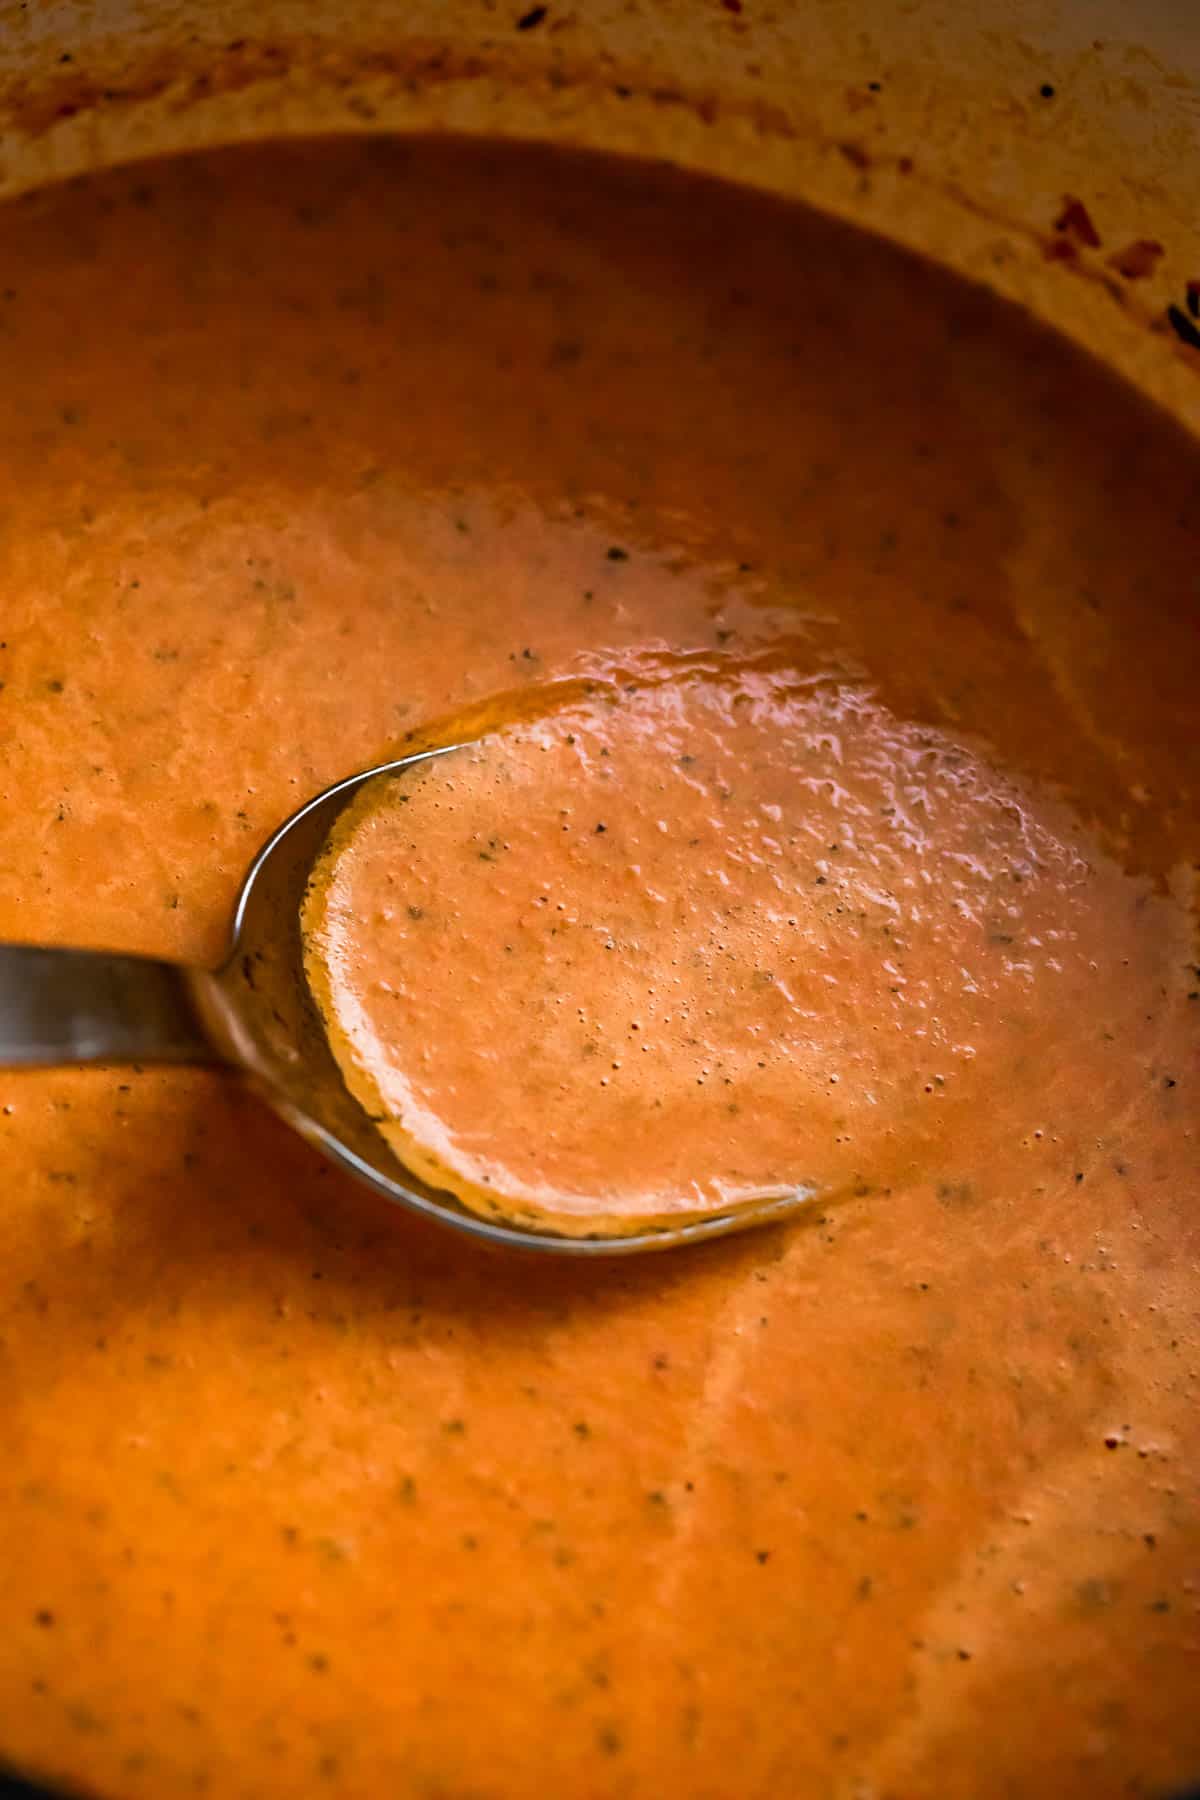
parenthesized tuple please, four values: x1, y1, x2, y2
(303, 660, 1182, 1239)
(1, 138, 1198, 1798)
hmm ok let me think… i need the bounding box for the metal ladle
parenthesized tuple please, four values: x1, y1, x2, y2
(0, 750, 806, 1254)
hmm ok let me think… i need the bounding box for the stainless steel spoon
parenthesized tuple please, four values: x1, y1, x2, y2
(0, 751, 806, 1255)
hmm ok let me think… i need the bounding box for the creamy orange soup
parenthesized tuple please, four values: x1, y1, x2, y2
(303, 657, 1190, 1242)
(1, 138, 1197, 1798)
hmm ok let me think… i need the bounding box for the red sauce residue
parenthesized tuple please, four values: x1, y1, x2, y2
(838, 140, 871, 169)
(1107, 239, 1165, 281)
(1053, 194, 1102, 248)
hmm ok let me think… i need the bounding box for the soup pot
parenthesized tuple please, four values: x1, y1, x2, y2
(1, 0, 1197, 431)
(0, 3, 1196, 1797)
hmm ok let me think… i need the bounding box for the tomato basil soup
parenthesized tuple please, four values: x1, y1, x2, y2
(0, 138, 1197, 1799)
(301, 656, 1185, 1241)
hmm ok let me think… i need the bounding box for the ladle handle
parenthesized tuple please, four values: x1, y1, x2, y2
(0, 943, 219, 1067)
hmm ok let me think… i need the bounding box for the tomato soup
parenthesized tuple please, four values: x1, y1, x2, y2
(302, 656, 1186, 1242)
(0, 138, 1197, 1799)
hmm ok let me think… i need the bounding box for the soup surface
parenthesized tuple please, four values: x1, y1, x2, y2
(303, 657, 1184, 1241)
(0, 138, 1197, 1799)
